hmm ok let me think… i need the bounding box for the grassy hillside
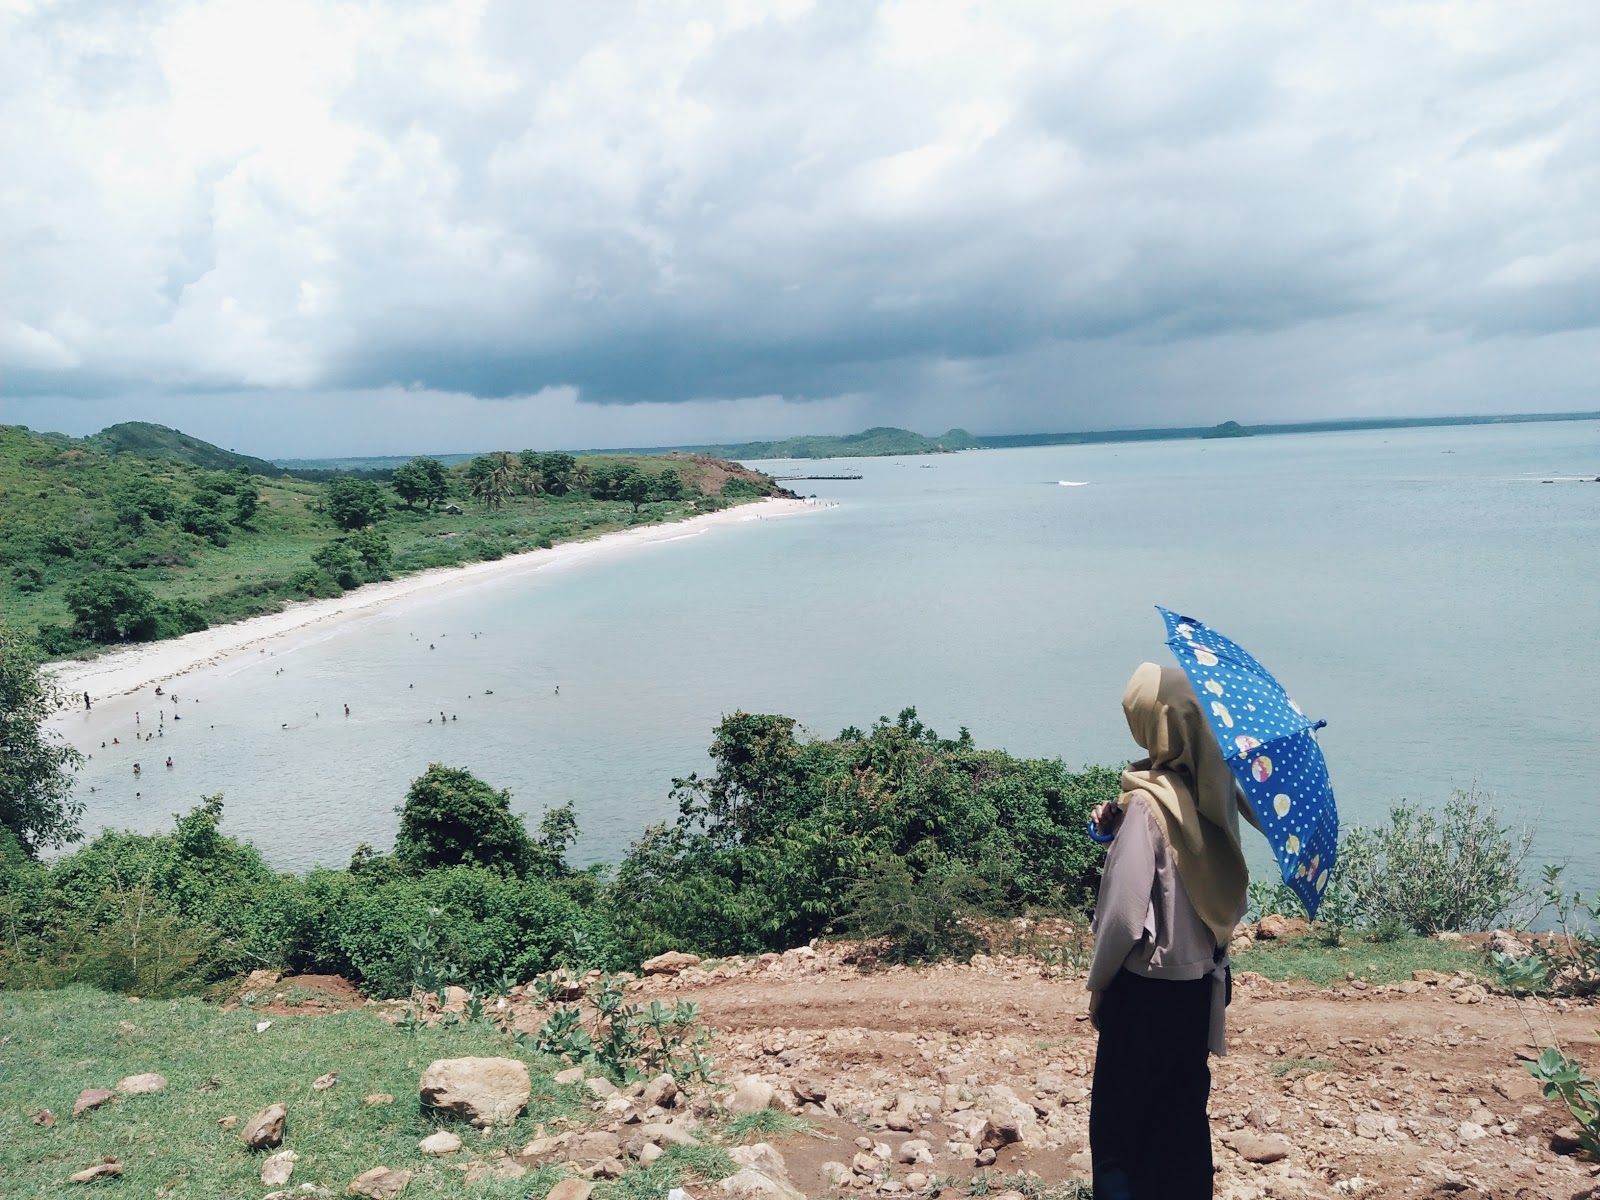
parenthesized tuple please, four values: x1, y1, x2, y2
(646, 426, 977, 460)
(0, 425, 783, 658)
(33, 422, 286, 475)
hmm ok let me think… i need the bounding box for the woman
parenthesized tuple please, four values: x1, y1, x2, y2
(1086, 662, 1256, 1199)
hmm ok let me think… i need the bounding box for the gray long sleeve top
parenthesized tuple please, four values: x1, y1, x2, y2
(1085, 795, 1233, 1055)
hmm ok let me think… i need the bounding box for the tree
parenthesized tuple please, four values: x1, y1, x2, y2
(233, 480, 259, 526)
(392, 457, 448, 510)
(537, 452, 577, 496)
(311, 541, 362, 589)
(569, 460, 593, 492)
(326, 477, 388, 530)
(466, 453, 518, 511)
(63, 571, 160, 641)
(617, 466, 653, 512)
(348, 528, 392, 579)
(394, 764, 534, 874)
(0, 620, 84, 855)
(180, 500, 231, 545)
(654, 468, 685, 502)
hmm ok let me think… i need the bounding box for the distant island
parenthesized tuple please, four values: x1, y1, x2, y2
(1202, 420, 1251, 439)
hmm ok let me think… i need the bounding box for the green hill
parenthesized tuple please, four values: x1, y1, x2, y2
(64, 422, 286, 475)
(668, 426, 976, 460)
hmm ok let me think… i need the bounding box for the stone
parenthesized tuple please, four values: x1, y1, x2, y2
(32, 1109, 56, 1127)
(585, 1076, 618, 1099)
(419, 1057, 530, 1127)
(1353, 1112, 1385, 1140)
(1411, 969, 1449, 985)
(441, 985, 469, 1011)
(419, 1131, 462, 1156)
(641, 1074, 678, 1108)
(364, 1093, 394, 1106)
(257, 1020, 273, 1033)
(885, 1109, 913, 1132)
(634, 1121, 702, 1147)
(589, 1158, 625, 1180)
(1255, 915, 1309, 940)
(852, 1151, 880, 1176)
(727, 1077, 778, 1114)
(346, 1167, 412, 1198)
(976, 1147, 997, 1166)
(1452, 983, 1488, 1004)
(790, 1077, 827, 1103)
(1551, 1126, 1586, 1155)
(545, 1183, 593, 1200)
(70, 1159, 124, 1183)
(1231, 1132, 1291, 1163)
(566, 1131, 624, 1165)
(895, 1139, 933, 1165)
(718, 1169, 806, 1199)
(638, 1142, 664, 1167)
(729, 1142, 789, 1179)
(72, 1088, 116, 1118)
(1489, 929, 1533, 958)
(641, 951, 702, 975)
(262, 1150, 299, 1186)
(906, 1173, 929, 1191)
(820, 1161, 851, 1186)
(243, 1103, 288, 1149)
(313, 1072, 339, 1091)
(979, 1115, 1022, 1150)
(115, 1072, 168, 1095)
(554, 1066, 586, 1086)
(1457, 1121, 1488, 1143)
(218, 1115, 239, 1129)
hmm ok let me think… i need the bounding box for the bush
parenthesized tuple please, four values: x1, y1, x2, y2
(842, 848, 988, 963)
(1336, 790, 1532, 934)
(63, 570, 160, 641)
(393, 764, 536, 875)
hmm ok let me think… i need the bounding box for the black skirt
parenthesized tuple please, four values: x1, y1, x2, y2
(1089, 968, 1215, 1199)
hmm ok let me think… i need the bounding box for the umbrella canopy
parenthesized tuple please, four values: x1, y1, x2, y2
(1158, 607, 1338, 918)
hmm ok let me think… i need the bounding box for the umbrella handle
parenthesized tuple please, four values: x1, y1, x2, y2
(1086, 817, 1116, 845)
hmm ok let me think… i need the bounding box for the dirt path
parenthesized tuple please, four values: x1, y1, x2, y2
(631, 948, 1600, 1199)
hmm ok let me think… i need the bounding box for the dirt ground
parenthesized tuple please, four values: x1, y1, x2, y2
(626, 945, 1600, 1200)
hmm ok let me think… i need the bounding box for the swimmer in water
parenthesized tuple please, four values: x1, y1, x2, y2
(166, 757, 173, 768)
(344, 704, 350, 716)
(133, 763, 141, 775)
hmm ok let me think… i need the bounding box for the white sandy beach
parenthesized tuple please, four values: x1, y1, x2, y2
(49, 496, 825, 703)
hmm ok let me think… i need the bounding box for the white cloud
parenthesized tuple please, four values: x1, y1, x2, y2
(3, 0, 1597, 452)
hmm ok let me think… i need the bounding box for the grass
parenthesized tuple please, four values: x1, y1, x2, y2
(0, 986, 594, 1200)
(719, 1109, 821, 1142)
(1232, 932, 1483, 987)
(1267, 1057, 1338, 1077)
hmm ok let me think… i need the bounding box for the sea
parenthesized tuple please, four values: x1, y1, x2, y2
(56, 421, 1600, 895)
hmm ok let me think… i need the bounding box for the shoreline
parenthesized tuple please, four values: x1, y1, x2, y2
(48, 496, 825, 702)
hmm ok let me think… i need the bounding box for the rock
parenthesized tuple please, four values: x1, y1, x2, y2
(72, 1088, 116, 1118)
(1231, 1132, 1291, 1163)
(718, 1168, 806, 1199)
(852, 1151, 880, 1176)
(589, 1158, 625, 1180)
(641, 951, 702, 975)
(32, 1109, 56, 1127)
(820, 1161, 851, 1186)
(1488, 929, 1532, 958)
(791, 1076, 827, 1104)
(70, 1159, 124, 1183)
(638, 1142, 664, 1167)
(1457, 1121, 1488, 1143)
(115, 1072, 168, 1095)
(727, 1077, 778, 1114)
(419, 1131, 462, 1156)
(313, 1072, 339, 1091)
(906, 1172, 929, 1191)
(364, 1093, 394, 1106)
(262, 1150, 299, 1186)
(242, 1103, 288, 1149)
(218, 1115, 239, 1129)
(1452, 983, 1488, 1004)
(419, 1057, 530, 1127)
(976, 1147, 997, 1166)
(634, 1121, 701, 1147)
(1411, 969, 1449, 985)
(257, 1020, 273, 1033)
(1551, 1125, 1586, 1154)
(441, 985, 469, 1012)
(895, 1139, 934, 1165)
(641, 1074, 678, 1108)
(545, 1183, 593, 1200)
(554, 1066, 586, 1086)
(585, 1076, 618, 1099)
(1353, 1112, 1384, 1140)
(346, 1167, 412, 1198)
(979, 1115, 1022, 1150)
(885, 1109, 913, 1132)
(566, 1131, 624, 1165)
(1255, 915, 1309, 940)
(730, 1142, 789, 1179)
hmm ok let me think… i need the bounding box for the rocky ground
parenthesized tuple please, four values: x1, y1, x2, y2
(595, 940, 1600, 1200)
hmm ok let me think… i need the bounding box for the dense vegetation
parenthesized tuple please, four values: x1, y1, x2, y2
(0, 423, 785, 658)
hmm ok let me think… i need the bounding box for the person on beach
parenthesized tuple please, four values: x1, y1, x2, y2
(1085, 663, 1255, 1200)
(84, 691, 92, 710)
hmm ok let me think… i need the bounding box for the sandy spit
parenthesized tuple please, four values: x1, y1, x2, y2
(48, 497, 826, 702)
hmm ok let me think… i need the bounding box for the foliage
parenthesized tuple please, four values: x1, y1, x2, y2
(1334, 790, 1532, 934)
(523, 972, 715, 1084)
(1519, 866, 1600, 997)
(607, 708, 1116, 960)
(311, 539, 363, 589)
(325, 475, 389, 529)
(720, 476, 763, 499)
(0, 620, 83, 853)
(393, 764, 538, 875)
(64, 570, 160, 641)
(842, 849, 988, 963)
(390, 456, 449, 509)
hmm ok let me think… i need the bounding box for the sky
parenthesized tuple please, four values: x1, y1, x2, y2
(3, 0, 1598, 458)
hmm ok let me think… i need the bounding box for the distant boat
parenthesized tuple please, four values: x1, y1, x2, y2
(1057, 480, 1088, 487)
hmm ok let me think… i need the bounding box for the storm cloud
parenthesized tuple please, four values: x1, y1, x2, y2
(4, 0, 1598, 455)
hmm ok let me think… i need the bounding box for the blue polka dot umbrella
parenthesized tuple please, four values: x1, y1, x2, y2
(1158, 606, 1339, 918)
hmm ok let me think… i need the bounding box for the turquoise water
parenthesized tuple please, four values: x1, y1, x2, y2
(61, 422, 1600, 891)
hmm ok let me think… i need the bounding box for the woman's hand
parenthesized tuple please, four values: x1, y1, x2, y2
(1090, 801, 1124, 840)
(1088, 989, 1103, 1030)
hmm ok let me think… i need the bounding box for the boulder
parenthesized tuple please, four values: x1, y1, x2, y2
(243, 1103, 288, 1149)
(1231, 1132, 1291, 1163)
(589, 1158, 625, 1180)
(641, 1074, 679, 1109)
(1550, 1126, 1586, 1155)
(115, 1073, 168, 1096)
(72, 1088, 116, 1118)
(718, 1169, 806, 1199)
(1255, 915, 1309, 940)
(69, 1159, 123, 1183)
(565, 1131, 624, 1165)
(346, 1167, 412, 1198)
(419, 1131, 462, 1156)
(312, 1072, 339, 1091)
(261, 1150, 298, 1186)
(851, 1151, 880, 1176)
(727, 1077, 778, 1114)
(979, 1115, 1022, 1150)
(419, 1057, 530, 1127)
(641, 951, 702, 975)
(554, 1066, 586, 1086)
(634, 1121, 702, 1147)
(895, 1139, 934, 1165)
(545, 1183, 593, 1200)
(638, 1142, 664, 1167)
(819, 1161, 851, 1186)
(790, 1077, 827, 1104)
(1411, 969, 1449, 985)
(584, 1076, 618, 1099)
(729, 1142, 788, 1179)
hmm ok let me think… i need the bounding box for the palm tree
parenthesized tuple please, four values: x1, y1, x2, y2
(470, 452, 520, 511)
(569, 460, 593, 492)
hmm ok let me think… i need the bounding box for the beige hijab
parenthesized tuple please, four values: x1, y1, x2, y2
(1118, 662, 1254, 947)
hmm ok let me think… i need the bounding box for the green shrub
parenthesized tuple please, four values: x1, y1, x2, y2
(842, 848, 987, 963)
(393, 764, 535, 875)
